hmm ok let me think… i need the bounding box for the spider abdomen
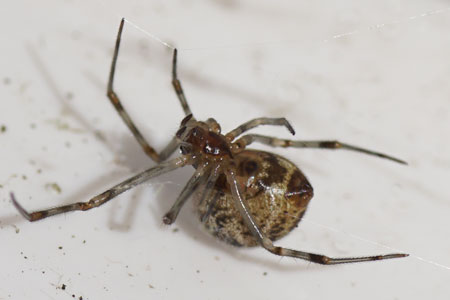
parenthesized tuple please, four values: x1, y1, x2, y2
(196, 150, 313, 247)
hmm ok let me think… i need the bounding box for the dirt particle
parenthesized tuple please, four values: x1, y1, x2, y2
(45, 182, 62, 194)
(12, 225, 20, 234)
(94, 130, 106, 141)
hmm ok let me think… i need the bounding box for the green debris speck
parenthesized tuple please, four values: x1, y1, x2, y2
(45, 182, 62, 194)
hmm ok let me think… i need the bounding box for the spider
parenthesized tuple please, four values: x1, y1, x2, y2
(11, 18, 408, 265)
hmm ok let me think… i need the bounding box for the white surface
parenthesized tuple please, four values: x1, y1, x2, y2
(1, 1, 449, 299)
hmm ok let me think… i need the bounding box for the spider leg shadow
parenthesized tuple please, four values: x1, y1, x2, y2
(25, 43, 112, 149)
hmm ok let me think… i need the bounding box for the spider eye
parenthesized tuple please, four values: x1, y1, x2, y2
(179, 142, 192, 154)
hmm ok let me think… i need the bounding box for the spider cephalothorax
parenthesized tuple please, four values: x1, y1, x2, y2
(176, 115, 233, 159)
(11, 18, 408, 265)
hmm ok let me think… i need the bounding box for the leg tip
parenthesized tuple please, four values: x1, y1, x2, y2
(398, 253, 409, 258)
(162, 212, 175, 225)
(283, 119, 295, 135)
(10, 193, 32, 222)
(377, 253, 409, 260)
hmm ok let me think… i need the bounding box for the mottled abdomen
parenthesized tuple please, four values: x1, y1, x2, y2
(195, 150, 313, 247)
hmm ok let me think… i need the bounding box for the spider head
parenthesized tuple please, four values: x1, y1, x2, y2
(176, 114, 232, 158)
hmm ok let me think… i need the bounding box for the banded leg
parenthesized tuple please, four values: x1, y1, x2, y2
(225, 118, 295, 141)
(171, 49, 192, 116)
(224, 167, 408, 264)
(233, 134, 407, 164)
(162, 163, 209, 224)
(12, 156, 193, 222)
(198, 165, 222, 222)
(107, 18, 161, 162)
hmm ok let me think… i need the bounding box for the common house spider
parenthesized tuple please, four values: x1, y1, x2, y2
(11, 19, 408, 265)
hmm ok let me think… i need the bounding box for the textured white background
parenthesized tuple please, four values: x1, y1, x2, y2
(1, 0, 449, 299)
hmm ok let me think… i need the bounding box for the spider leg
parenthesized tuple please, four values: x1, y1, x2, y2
(225, 117, 295, 141)
(171, 49, 192, 116)
(162, 163, 210, 224)
(197, 165, 221, 222)
(11, 156, 193, 222)
(107, 18, 165, 162)
(200, 190, 220, 223)
(224, 167, 408, 265)
(234, 134, 407, 164)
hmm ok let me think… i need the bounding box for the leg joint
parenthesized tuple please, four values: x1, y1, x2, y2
(319, 140, 341, 149)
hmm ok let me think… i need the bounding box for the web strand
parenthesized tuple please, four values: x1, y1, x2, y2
(324, 7, 450, 43)
(303, 217, 450, 271)
(123, 19, 175, 50)
(107, 6, 450, 52)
